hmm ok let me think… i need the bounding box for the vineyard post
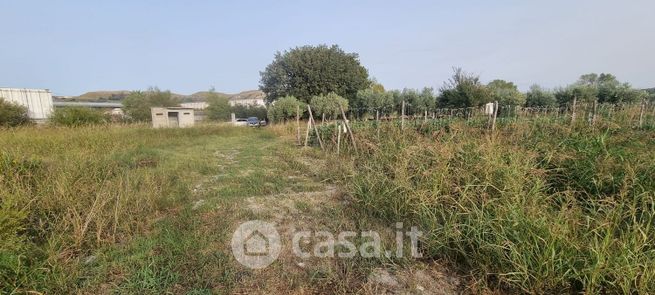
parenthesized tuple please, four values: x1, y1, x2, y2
(307, 105, 324, 150)
(304, 114, 311, 147)
(340, 105, 357, 154)
(571, 96, 577, 126)
(592, 99, 598, 126)
(639, 99, 645, 128)
(491, 101, 499, 131)
(376, 109, 380, 139)
(337, 123, 341, 155)
(401, 100, 405, 130)
(296, 104, 300, 145)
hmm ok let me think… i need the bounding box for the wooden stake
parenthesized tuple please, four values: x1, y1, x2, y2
(639, 100, 645, 128)
(304, 116, 311, 147)
(571, 96, 577, 126)
(307, 105, 324, 150)
(491, 101, 498, 131)
(337, 124, 341, 155)
(376, 109, 380, 139)
(296, 104, 301, 145)
(592, 99, 598, 126)
(339, 105, 357, 153)
(401, 100, 405, 130)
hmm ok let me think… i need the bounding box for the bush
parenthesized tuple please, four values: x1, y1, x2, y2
(122, 88, 180, 122)
(0, 98, 31, 127)
(267, 96, 305, 123)
(205, 91, 231, 121)
(51, 107, 106, 126)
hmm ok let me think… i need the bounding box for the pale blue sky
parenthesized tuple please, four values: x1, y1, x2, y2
(1, 0, 653, 96)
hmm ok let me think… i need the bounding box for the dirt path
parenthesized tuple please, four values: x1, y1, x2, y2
(205, 143, 463, 294)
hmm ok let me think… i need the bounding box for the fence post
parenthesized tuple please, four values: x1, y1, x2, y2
(376, 109, 380, 139)
(491, 101, 499, 131)
(304, 115, 311, 147)
(307, 105, 324, 150)
(592, 99, 598, 126)
(337, 124, 341, 155)
(639, 100, 645, 128)
(401, 100, 405, 130)
(339, 105, 357, 154)
(571, 96, 577, 126)
(296, 105, 300, 145)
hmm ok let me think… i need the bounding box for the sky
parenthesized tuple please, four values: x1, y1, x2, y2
(1, 0, 654, 96)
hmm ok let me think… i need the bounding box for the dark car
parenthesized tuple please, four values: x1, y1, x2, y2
(247, 117, 260, 127)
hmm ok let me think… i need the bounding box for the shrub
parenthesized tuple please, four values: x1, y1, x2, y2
(51, 107, 106, 126)
(267, 96, 305, 123)
(122, 88, 180, 122)
(0, 98, 31, 127)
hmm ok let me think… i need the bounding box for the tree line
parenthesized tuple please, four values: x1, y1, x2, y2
(258, 45, 653, 122)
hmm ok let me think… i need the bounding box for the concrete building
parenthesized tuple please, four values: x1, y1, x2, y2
(228, 91, 266, 107)
(151, 107, 195, 128)
(0, 88, 54, 122)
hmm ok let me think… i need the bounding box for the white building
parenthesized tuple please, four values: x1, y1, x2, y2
(228, 91, 266, 107)
(151, 107, 195, 128)
(0, 88, 54, 122)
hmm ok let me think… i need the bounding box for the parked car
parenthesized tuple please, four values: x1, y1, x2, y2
(247, 117, 260, 127)
(234, 118, 248, 126)
(259, 120, 267, 126)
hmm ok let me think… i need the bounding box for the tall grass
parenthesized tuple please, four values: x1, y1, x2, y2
(325, 119, 655, 293)
(0, 125, 240, 293)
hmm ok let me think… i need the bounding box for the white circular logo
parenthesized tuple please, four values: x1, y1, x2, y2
(231, 220, 281, 269)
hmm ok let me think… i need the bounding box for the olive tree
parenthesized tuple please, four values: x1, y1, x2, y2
(438, 68, 490, 108)
(267, 96, 305, 123)
(309, 92, 349, 121)
(525, 85, 557, 107)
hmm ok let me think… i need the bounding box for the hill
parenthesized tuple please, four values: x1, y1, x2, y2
(56, 89, 266, 103)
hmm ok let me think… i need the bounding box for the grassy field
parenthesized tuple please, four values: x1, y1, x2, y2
(319, 118, 655, 294)
(2, 124, 440, 294)
(3, 117, 653, 294)
(0, 125, 328, 293)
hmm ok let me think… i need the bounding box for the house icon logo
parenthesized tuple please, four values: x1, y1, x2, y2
(231, 220, 281, 269)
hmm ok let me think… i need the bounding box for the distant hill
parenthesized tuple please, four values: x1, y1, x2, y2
(229, 90, 265, 102)
(59, 91, 131, 101)
(185, 91, 230, 102)
(54, 89, 266, 104)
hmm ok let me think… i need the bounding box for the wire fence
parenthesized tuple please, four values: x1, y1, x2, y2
(295, 100, 655, 153)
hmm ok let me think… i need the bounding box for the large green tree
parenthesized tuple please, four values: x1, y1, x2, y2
(123, 88, 180, 121)
(259, 45, 370, 104)
(487, 79, 525, 106)
(438, 68, 490, 108)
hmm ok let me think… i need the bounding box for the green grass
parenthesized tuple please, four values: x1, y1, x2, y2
(323, 118, 655, 293)
(0, 124, 315, 294)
